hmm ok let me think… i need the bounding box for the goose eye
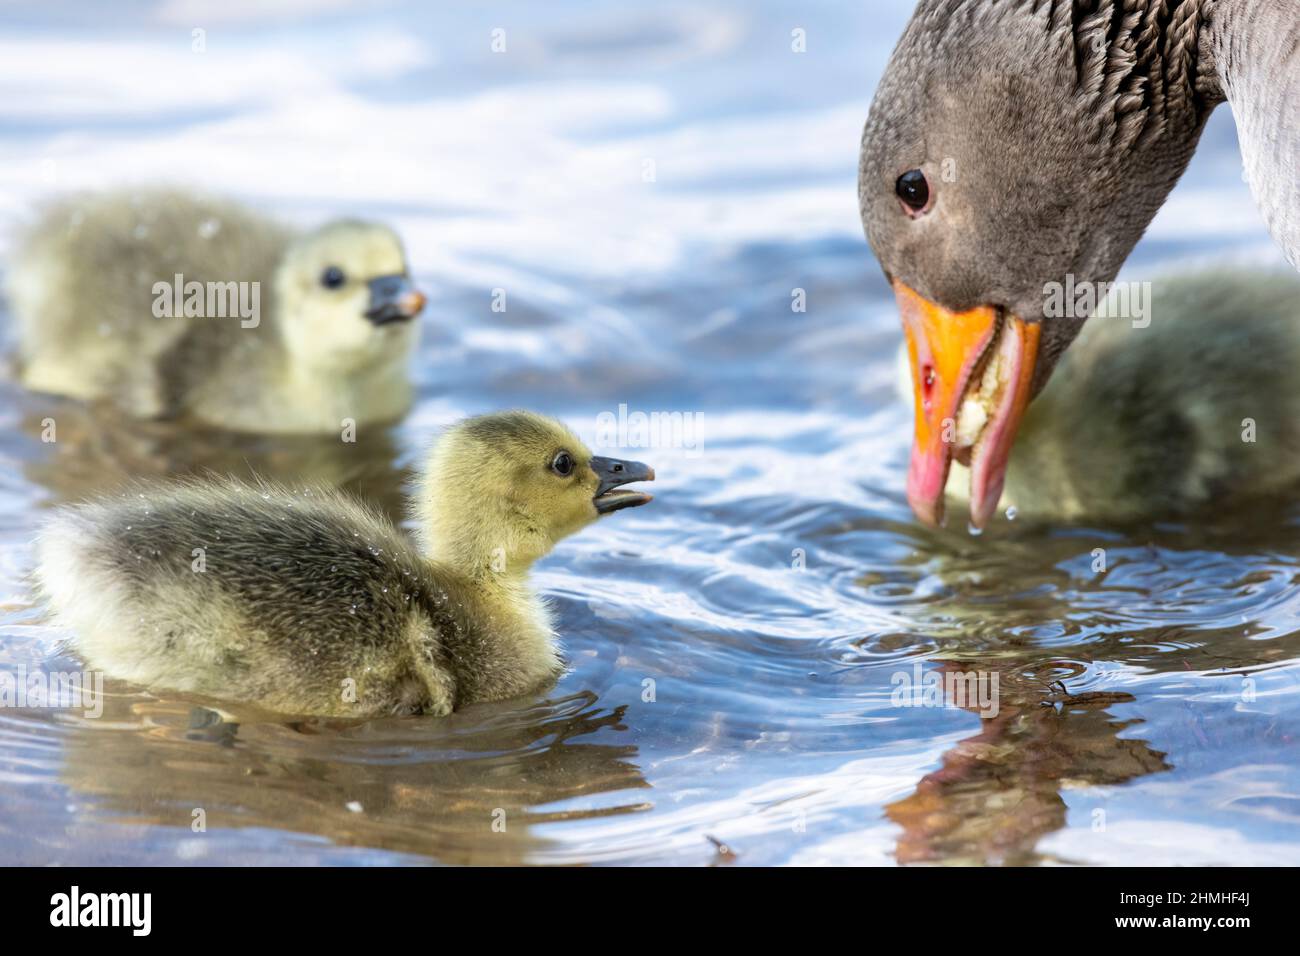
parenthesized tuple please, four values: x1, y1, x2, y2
(320, 266, 346, 289)
(896, 169, 931, 214)
(550, 451, 574, 477)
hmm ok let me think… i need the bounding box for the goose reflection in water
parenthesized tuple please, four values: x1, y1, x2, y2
(876, 515, 1300, 865)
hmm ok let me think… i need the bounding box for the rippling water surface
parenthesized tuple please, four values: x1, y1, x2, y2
(1, 0, 1298, 866)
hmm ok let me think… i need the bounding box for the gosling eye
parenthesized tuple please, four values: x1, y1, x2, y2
(320, 266, 346, 289)
(896, 169, 931, 216)
(550, 451, 574, 477)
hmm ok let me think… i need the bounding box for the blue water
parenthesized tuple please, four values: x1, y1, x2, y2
(0, 0, 1297, 865)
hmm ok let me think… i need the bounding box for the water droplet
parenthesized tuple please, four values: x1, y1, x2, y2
(1005, 506, 1018, 521)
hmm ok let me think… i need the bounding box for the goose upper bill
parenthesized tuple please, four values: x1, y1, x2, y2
(859, 0, 1299, 528)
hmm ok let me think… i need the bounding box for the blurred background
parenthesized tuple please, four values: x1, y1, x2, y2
(0, 0, 1297, 867)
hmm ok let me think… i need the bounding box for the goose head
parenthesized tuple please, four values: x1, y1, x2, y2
(275, 221, 427, 373)
(859, 0, 1215, 528)
(413, 411, 655, 576)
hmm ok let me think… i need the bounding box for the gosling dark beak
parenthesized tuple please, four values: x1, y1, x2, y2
(590, 455, 655, 514)
(365, 274, 426, 326)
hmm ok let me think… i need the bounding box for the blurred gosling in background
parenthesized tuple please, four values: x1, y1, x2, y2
(35, 411, 655, 717)
(7, 190, 426, 434)
(898, 270, 1300, 524)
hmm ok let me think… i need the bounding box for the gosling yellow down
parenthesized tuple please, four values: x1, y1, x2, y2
(7, 189, 427, 434)
(34, 411, 654, 717)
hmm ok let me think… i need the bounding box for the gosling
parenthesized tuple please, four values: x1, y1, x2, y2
(7, 189, 426, 434)
(897, 270, 1300, 523)
(34, 411, 655, 717)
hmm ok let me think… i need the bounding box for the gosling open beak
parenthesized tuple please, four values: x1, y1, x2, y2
(894, 281, 1040, 530)
(590, 456, 655, 514)
(365, 274, 426, 326)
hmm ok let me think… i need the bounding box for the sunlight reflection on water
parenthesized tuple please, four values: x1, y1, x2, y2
(0, 0, 1297, 866)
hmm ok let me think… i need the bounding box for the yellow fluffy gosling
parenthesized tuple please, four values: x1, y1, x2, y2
(8, 189, 426, 433)
(34, 411, 655, 716)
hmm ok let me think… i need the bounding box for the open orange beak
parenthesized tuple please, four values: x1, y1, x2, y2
(894, 281, 1040, 529)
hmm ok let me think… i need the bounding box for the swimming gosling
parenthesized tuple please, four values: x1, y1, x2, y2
(34, 411, 654, 717)
(7, 189, 426, 434)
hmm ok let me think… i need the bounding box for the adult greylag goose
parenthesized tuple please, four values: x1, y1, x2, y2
(859, 0, 1298, 527)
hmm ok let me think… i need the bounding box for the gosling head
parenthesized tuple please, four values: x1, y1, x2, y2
(274, 220, 427, 372)
(415, 411, 655, 577)
(859, 0, 1212, 528)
